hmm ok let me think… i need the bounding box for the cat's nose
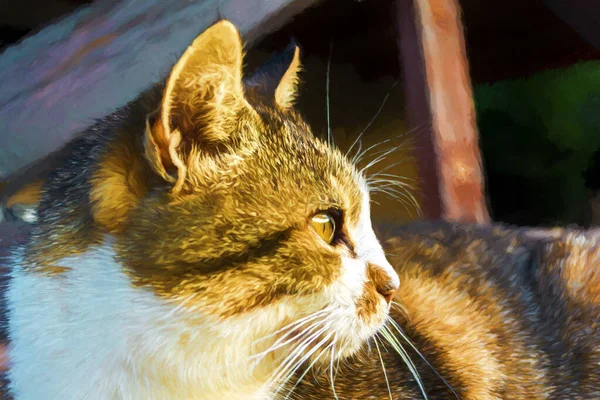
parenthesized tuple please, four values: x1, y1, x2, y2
(367, 262, 399, 305)
(378, 284, 397, 305)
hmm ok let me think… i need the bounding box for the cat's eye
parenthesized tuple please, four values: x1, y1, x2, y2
(310, 212, 336, 244)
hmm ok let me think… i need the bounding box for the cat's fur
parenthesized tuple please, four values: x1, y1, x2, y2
(287, 222, 600, 399)
(3, 19, 600, 400)
(5, 21, 398, 399)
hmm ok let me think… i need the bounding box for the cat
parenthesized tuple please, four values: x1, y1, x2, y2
(3, 19, 600, 400)
(4, 20, 399, 399)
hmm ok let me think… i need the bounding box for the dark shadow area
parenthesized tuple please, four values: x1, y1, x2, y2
(461, 0, 600, 226)
(0, 0, 92, 52)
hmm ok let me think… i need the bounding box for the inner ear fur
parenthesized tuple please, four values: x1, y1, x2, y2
(145, 20, 249, 192)
(245, 42, 302, 109)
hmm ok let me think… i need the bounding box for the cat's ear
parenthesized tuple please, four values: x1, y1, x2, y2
(245, 41, 302, 109)
(275, 45, 301, 108)
(145, 20, 248, 192)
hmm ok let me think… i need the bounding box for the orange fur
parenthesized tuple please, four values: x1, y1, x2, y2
(4, 180, 44, 208)
(90, 134, 152, 233)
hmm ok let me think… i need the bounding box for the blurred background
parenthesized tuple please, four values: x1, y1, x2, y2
(1, 0, 600, 227)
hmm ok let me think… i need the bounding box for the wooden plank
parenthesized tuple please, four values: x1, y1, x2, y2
(396, 0, 490, 223)
(0, 0, 322, 181)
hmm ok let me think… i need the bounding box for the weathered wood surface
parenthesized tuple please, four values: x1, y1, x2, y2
(0, 0, 322, 181)
(396, 0, 490, 223)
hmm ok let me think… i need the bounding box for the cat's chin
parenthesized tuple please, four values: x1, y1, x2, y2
(294, 299, 391, 366)
(341, 304, 391, 357)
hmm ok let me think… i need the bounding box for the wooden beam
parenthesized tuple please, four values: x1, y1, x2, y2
(396, 0, 490, 223)
(0, 0, 322, 181)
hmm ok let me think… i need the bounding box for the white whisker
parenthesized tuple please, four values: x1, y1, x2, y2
(270, 329, 334, 396)
(254, 308, 333, 345)
(368, 181, 416, 196)
(353, 137, 394, 165)
(353, 123, 425, 166)
(369, 173, 418, 183)
(282, 338, 335, 400)
(267, 326, 327, 388)
(380, 325, 428, 400)
(374, 335, 394, 400)
(346, 80, 400, 158)
(329, 337, 340, 400)
(359, 143, 408, 176)
(369, 187, 421, 218)
(250, 313, 333, 364)
(326, 40, 333, 148)
(390, 301, 409, 318)
(387, 318, 460, 399)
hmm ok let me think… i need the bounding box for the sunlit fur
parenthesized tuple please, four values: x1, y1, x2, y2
(285, 222, 600, 399)
(5, 19, 600, 400)
(6, 20, 399, 399)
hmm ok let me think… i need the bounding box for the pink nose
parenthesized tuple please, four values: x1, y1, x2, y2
(378, 286, 396, 305)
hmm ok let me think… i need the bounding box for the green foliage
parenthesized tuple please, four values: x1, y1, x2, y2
(475, 61, 600, 225)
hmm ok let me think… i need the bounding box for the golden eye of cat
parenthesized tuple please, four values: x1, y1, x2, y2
(310, 212, 336, 244)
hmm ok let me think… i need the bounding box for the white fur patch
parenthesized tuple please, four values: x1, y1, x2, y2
(7, 241, 283, 399)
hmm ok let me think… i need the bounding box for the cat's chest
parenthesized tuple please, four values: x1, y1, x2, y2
(6, 241, 273, 399)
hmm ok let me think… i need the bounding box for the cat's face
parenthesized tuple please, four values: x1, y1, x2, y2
(117, 21, 398, 365)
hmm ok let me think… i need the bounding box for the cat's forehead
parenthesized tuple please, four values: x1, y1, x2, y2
(245, 109, 365, 224)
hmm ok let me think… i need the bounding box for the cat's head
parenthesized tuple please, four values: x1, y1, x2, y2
(116, 21, 399, 365)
